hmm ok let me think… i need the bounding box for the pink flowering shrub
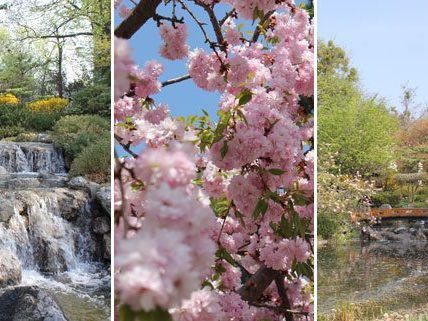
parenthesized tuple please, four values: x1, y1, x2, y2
(115, 1, 314, 320)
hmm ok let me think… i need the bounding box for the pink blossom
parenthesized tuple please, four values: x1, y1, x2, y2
(132, 60, 163, 98)
(159, 24, 190, 60)
(171, 289, 222, 321)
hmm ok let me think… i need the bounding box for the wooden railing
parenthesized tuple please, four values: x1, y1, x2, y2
(351, 208, 428, 222)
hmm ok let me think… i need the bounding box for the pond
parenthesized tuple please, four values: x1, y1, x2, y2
(318, 239, 428, 317)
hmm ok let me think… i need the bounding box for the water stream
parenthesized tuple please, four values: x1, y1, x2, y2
(318, 239, 428, 316)
(0, 141, 110, 321)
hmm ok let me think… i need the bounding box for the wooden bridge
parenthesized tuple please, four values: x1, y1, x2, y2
(351, 208, 428, 222)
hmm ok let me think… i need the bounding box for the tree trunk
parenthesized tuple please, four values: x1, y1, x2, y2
(56, 42, 64, 98)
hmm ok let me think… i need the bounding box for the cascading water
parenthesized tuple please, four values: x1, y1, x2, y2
(0, 141, 110, 321)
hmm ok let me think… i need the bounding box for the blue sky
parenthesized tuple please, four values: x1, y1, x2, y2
(319, 1, 428, 113)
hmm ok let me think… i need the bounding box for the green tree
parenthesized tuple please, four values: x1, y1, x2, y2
(318, 40, 398, 177)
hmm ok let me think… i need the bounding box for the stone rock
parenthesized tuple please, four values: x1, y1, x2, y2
(96, 185, 111, 216)
(32, 237, 68, 274)
(88, 182, 101, 199)
(93, 216, 110, 235)
(55, 189, 88, 221)
(415, 229, 427, 241)
(103, 234, 111, 261)
(393, 227, 407, 234)
(0, 286, 66, 321)
(0, 166, 7, 175)
(8, 178, 41, 189)
(0, 250, 22, 288)
(361, 226, 383, 241)
(0, 196, 14, 223)
(379, 204, 392, 209)
(36, 133, 52, 143)
(382, 231, 403, 241)
(68, 176, 88, 190)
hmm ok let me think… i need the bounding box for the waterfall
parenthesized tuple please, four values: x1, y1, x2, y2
(0, 142, 66, 174)
(0, 140, 110, 321)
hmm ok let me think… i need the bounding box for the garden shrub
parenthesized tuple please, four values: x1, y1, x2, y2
(51, 115, 109, 167)
(68, 83, 111, 117)
(0, 93, 19, 105)
(0, 104, 29, 127)
(26, 110, 63, 132)
(371, 191, 400, 207)
(27, 97, 69, 112)
(318, 213, 339, 240)
(69, 132, 110, 183)
(0, 126, 26, 139)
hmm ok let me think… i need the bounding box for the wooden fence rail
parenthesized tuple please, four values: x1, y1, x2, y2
(351, 208, 428, 222)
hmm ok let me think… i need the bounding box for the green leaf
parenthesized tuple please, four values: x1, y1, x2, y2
(236, 109, 248, 126)
(220, 140, 229, 158)
(268, 168, 285, 175)
(119, 305, 135, 321)
(252, 197, 268, 219)
(293, 193, 308, 206)
(119, 306, 173, 321)
(216, 248, 238, 267)
(237, 89, 253, 106)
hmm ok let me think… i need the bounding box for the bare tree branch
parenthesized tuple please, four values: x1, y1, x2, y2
(237, 265, 278, 303)
(161, 74, 191, 87)
(114, 0, 162, 39)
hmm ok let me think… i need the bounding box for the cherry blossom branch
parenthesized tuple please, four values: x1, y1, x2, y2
(153, 13, 184, 26)
(275, 275, 294, 321)
(115, 157, 131, 237)
(115, 0, 162, 39)
(237, 265, 278, 303)
(115, 134, 138, 158)
(177, 0, 225, 64)
(251, 10, 274, 43)
(161, 74, 192, 87)
(219, 9, 236, 26)
(194, 0, 225, 48)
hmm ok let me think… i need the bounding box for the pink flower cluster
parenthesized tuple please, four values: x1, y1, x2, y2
(115, 2, 314, 320)
(115, 144, 216, 312)
(159, 24, 190, 60)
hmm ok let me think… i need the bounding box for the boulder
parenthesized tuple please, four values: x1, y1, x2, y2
(0, 196, 14, 224)
(0, 250, 21, 288)
(0, 286, 66, 321)
(0, 166, 7, 175)
(68, 176, 88, 190)
(379, 204, 392, 209)
(32, 237, 68, 274)
(93, 216, 110, 235)
(95, 185, 111, 216)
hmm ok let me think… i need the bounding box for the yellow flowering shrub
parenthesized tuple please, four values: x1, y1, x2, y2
(0, 93, 20, 105)
(27, 97, 69, 113)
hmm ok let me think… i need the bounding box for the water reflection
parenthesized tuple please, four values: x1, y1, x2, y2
(318, 240, 428, 314)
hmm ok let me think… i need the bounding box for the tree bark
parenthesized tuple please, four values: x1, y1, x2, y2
(56, 42, 64, 98)
(114, 0, 162, 39)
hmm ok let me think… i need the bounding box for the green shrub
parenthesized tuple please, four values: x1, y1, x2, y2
(69, 132, 110, 183)
(318, 214, 339, 240)
(0, 104, 29, 127)
(67, 83, 111, 117)
(27, 110, 62, 132)
(371, 191, 400, 208)
(51, 115, 109, 167)
(0, 126, 26, 139)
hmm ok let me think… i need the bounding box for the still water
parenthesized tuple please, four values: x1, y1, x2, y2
(318, 240, 428, 315)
